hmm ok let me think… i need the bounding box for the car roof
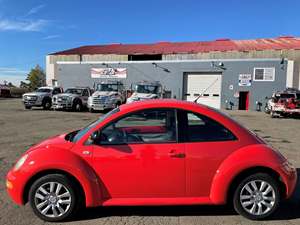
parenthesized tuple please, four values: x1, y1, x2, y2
(119, 99, 216, 114)
(134, 81, 161, 86)
(97, 80, 123, 85)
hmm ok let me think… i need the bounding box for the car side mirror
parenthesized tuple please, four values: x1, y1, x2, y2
(90, 131, 99, 141)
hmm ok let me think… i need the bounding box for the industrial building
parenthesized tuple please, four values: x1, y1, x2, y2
(46, 36, 300, 110)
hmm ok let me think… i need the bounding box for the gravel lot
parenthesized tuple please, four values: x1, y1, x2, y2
(0, 99, 300, 225)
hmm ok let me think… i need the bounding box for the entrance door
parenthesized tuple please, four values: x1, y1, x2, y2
(184, 73, 222, 109)
(238, 91, 249, 110)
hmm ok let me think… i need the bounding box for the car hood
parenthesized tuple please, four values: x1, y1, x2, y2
(26, 133, 74, 153)
(92, 91, 118, 97)
(130, 92, 158, 99)
(55, 93, 79, 98)
(24, 92, 49, 97)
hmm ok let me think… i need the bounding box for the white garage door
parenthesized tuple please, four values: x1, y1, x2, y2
(184, 74, 222, 109)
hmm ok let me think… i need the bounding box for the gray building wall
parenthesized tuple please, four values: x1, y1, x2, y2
(57, 59, 287, 110)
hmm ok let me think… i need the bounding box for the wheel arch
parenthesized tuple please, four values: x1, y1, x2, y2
(225, 166, 286, 205)
(23, 169, 85, 205)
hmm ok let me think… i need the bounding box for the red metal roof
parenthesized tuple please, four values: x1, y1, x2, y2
(50, 36, 300, 55)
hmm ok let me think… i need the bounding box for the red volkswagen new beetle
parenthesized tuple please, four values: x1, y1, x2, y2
(6, 100, 297, 221)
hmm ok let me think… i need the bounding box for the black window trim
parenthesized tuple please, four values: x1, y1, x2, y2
(177, 109, 238, 143)
(96, 107, 179, 146)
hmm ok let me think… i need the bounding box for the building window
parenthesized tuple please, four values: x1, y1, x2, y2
(128, 54, 162, 61)
(253, 68, 275, 81)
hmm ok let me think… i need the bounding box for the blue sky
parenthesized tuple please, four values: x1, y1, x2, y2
(1, 0, 300, 85)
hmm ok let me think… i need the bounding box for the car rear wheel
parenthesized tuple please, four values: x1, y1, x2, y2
(29, 174, 79, 222)
(233, 173, 280, 220)
(25, 106, 31, 110)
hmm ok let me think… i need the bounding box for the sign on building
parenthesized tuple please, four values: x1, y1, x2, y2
(91, 68, 127, 79)
(238, 74, 252, 86)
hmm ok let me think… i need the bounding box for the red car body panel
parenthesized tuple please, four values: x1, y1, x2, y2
(6, 100, 297, 208)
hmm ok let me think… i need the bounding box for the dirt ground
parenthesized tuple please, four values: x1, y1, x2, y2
(0, 99, 300, 225)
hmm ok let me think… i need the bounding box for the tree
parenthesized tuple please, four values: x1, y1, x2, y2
(7, 82, 15, 87)
(20, 81, 29, 89)
(26, 65, 46, 90)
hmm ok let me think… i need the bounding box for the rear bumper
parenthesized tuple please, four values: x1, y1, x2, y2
(278, 163, 297, 199)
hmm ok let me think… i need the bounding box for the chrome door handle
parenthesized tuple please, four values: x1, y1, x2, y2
(168, 151, 185, 158)
(82, 150, 91, 155)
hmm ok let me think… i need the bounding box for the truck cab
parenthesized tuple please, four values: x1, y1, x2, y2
(126, 81, 163, 103)
(87, 81, 126, 112)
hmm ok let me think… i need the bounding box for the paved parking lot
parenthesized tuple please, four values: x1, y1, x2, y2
(0, 99, 300, 225)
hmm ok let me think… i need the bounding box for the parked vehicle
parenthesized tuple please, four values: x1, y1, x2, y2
(52, 87, 92, 111)
(22, 86, 63, 110)
(6, 99, 297, 221)
(126, 81, 163, 103)
(87, 81, 126, 112)
(265, 89, 300, 114)
(270, 97, 300, 118)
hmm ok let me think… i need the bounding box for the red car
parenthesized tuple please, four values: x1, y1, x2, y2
(6, 100, 297, 221)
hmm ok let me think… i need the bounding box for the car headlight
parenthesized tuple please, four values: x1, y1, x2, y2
(13, 154, 28, 171)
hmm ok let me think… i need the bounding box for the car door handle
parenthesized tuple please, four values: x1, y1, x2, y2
(168, 151, 185, 158)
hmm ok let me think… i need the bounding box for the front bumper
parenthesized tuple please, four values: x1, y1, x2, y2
(6, 170, 25, 205)
(88, 103, 115, 110)
(23, 99, 43, 107)
(52, 102, 72, 109)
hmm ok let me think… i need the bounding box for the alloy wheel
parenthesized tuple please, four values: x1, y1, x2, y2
(239, 180, 276, 216)
(34, 182, 72, 218)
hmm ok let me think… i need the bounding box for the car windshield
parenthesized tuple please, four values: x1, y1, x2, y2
(133, 84, 159, 94)
(278, 93, 295, 99)
(97, 84, 118, 92)
(65, 88, 83, 95)
(36, 88, 52, 93)
(72, 107, 120, 142)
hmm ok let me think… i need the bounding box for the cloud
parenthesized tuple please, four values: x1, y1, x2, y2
(26, 4, 46, 16)
(0, 67, 29, 74)
(0, 67, 28, 85)
(0, 19, 49, 31)
(43, 34, 60, 40)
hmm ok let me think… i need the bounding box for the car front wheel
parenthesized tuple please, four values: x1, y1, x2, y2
(29, 174, 79, 222)
(233, 173, 280, 220)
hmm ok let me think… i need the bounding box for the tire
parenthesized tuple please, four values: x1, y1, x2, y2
(233, 173, 280, 220)
(28, 174, 80, 222)
(25, 106, 31, 110)
(72, 100, 82, 112)
(88, 108, 94, 113)
(42, 99, 52, 110)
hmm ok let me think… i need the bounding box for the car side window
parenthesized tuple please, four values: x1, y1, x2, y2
(82, 89, 89, 96)
(98, 109, 177, 145)
(185, 111, 236, 142)
(52, 88, 61, 95)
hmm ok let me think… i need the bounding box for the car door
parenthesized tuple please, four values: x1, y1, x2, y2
(177, 110, 242, 197)
(91, 108, 186, 200)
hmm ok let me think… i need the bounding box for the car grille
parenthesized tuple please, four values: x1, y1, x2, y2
(57, 97, 68, 103)
(24, 95, 38, 104)
(92, 96, 107, 104)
